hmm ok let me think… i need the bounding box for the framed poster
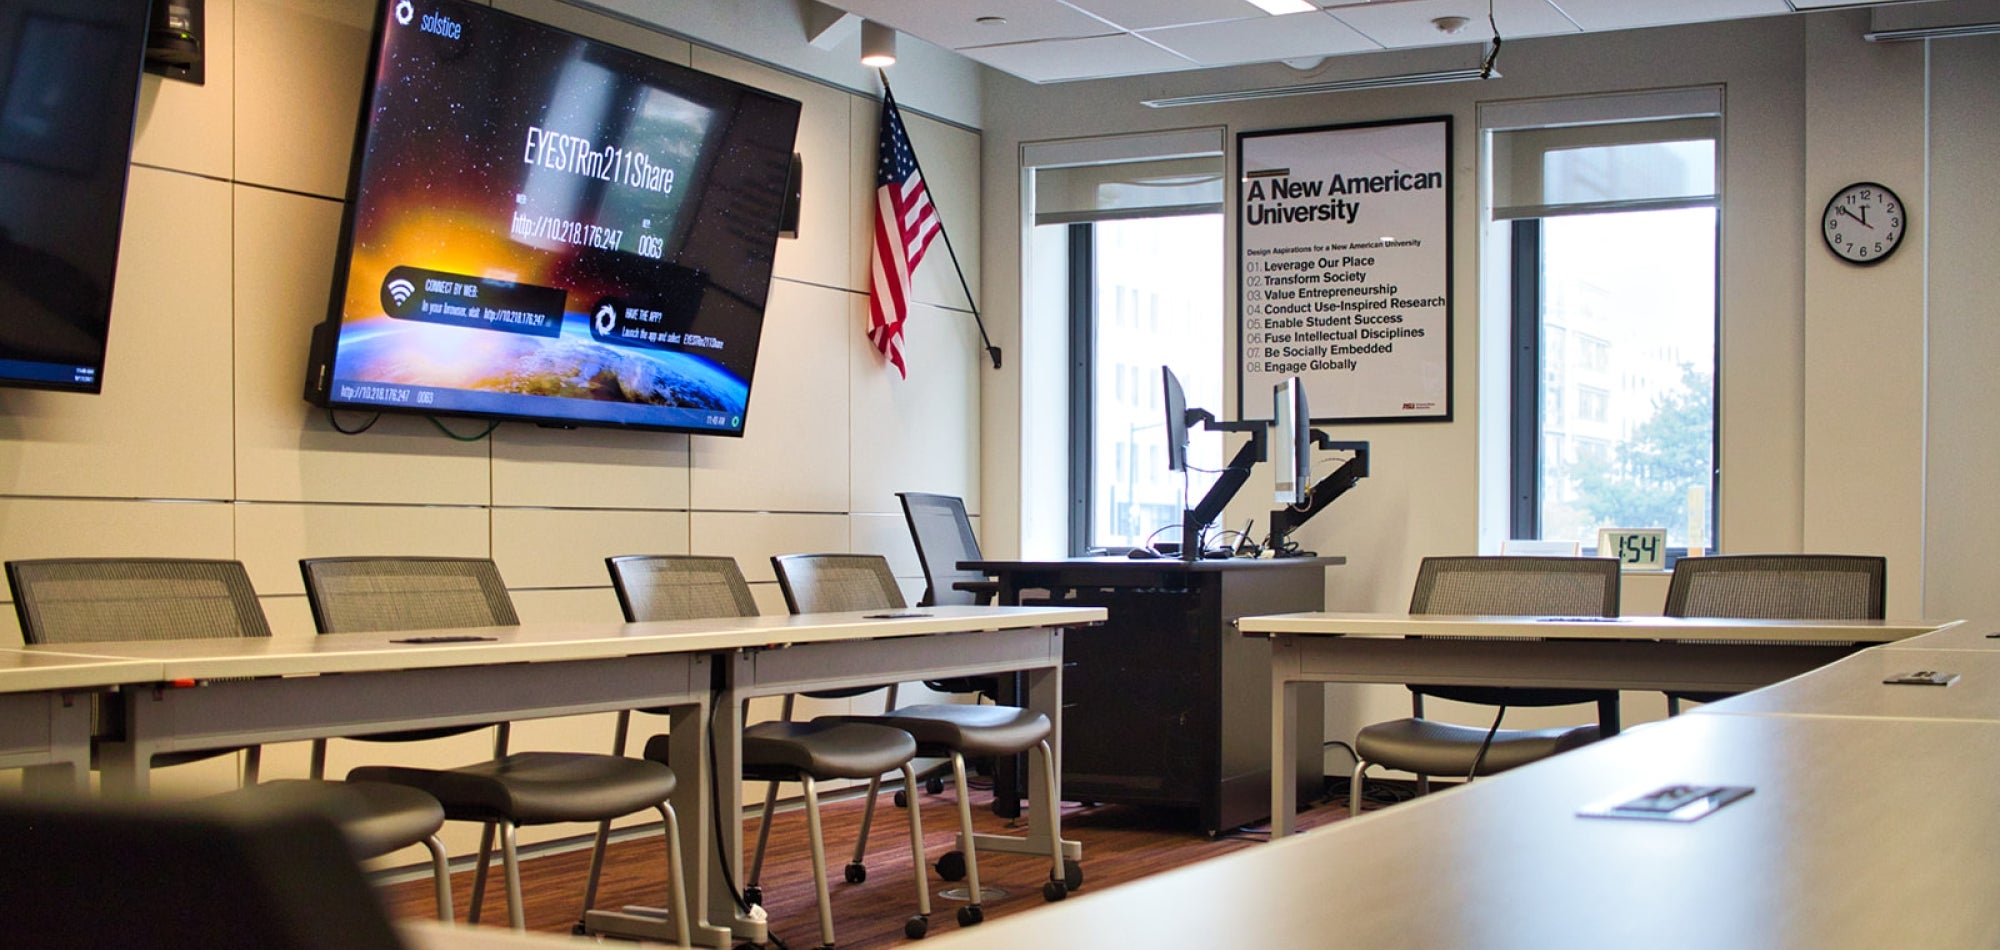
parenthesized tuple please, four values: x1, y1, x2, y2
(1237, 116, 1452, 423)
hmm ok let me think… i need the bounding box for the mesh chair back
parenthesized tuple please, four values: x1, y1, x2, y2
(898, 492, 986, 607)
(8, 558, 272, 644)
(1410, 555, 1621, 618)
(1665, 554, 1886, 620)
(299, 557, 518, 634)
(608, 555, 759, 622)
(1409, 555, 1620, 709)
(771, 554, 905, 614)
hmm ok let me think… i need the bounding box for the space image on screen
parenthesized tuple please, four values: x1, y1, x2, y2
(305, 0, 802, 435)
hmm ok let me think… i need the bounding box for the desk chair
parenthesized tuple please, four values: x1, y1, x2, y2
(898, 492, 998, 608)
(605, 555, 933, 947)
(1350, 555, 1621, 815)
(4, 557, 453, 921)
(1663, 554, 1887, 713)
(773, 553, 1073, 926)
(300, 556, 689, 943)
(1, 795, 408, 950)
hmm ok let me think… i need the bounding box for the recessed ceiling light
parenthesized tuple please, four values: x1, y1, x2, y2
(976, 15, 1007, 26)
(1432, 16, 1470, 34)
(1246, 0, 1316, 15)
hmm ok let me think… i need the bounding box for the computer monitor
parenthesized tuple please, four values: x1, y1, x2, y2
(1273, 377, 1311, 505)
(1163, 365, 1190, 473)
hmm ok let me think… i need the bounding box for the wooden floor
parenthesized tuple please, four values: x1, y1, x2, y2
(381, 781, 1357, 947)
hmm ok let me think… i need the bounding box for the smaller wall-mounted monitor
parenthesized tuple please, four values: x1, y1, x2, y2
(305, 0, 802, 435)
(0, 0, 153, 393)
(1273, 377, 1311, 505)
(1163, 365, 1190, 472)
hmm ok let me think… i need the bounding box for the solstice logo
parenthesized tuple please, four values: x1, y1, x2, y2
(394, 0, 412, 25)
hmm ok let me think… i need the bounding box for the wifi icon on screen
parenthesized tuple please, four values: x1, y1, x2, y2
(381, 274, 421, 316)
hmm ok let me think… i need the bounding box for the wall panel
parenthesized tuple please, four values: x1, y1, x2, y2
(0, 168, 235, 500)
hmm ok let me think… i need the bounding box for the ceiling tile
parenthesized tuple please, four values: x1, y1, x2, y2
(1551, 0, 1790, 32)
(1328, 0, 1581, 49)
(1061, 0, 1266, 31)
(957, 32, 1200, 81)
(1141, 10, 1381, 66)
(828, 0, 1118, 49)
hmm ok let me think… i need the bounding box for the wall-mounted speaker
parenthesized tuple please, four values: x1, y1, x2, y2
(146, 0, 204, 85)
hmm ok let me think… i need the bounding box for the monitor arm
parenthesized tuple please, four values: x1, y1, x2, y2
(1180, 415, 1268, 562)
(1267, 435, 1370, 557)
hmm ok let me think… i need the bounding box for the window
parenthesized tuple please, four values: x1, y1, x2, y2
(1486, 89, 1720, 558)
(1023, 128, 1226, 554)
(1073, 215, 1226, 552)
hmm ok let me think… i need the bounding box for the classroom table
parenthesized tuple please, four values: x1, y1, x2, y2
(0, 648, 162, 794)
(1238, 612, 1950, 836)
(917, 711, 2000, 949)
(1695, 646, 2000, 722)
(12, 604, 1102, 948)
(1883, 618, 2000, 651)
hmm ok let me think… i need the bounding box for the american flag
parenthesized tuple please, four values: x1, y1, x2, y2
(867, 92, 941, 378)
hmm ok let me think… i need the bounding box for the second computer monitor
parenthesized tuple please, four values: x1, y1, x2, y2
(1273, 377, 1311, 505)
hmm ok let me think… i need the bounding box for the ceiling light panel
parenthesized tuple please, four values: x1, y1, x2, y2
(1060, 0, 1269, 31)
(1245, 0, 1317, 14)
(828, 0, 1115, 49)
(1141, 12, 1379, 66)
(1327, 0, 1581, 48)
(958, 31, 1199, 81)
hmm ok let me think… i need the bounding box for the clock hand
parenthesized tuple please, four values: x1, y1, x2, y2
(1835, 205, 1873, 229)
(1857, 203, 1869, 226)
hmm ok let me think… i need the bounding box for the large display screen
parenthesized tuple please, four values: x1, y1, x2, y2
(0, 0, 151, 393)
(307, 0, 801, 435)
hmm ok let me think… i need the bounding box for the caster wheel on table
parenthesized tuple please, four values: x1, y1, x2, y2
(1063, 859, 1084, 890)
(934, 850, 966, 882)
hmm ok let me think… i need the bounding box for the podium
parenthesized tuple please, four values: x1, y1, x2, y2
(965, 556, 1338, 834)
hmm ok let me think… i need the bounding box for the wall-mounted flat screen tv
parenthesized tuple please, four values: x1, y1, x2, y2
(0, 0, 152, 393)
(306, 0, 801, 435)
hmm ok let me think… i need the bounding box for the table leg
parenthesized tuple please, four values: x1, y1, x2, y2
(1270, 639, 1302, 839)
(713, 652, 765, 947)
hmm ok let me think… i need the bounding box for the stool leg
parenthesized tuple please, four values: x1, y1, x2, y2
(656, 803, 692, 949)
(950, 751, 983, 911)
(801, 776, 836, 949)
(582, 819, 613, 914)
(848, 775, 884, 872)
(422, 834, 454, 923)
(1350, 759, 1371, 815)
(900, 762, 931, 922)
(1036, 739, 1064, 890)
(500, 822, 527, 931)
(747, 780, 782, 897)
(469, 822, 497, 924)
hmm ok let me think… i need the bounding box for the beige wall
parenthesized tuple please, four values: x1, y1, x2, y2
(0, 0, 984, 838)
(977, 13, 1993, 745)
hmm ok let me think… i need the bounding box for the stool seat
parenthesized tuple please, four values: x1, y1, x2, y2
(204, 779, 445, 861)
(671, 721, 915, 781)
(1354, 717, 1599, 777)
(842, 703, 1051, 757)
(350, 751, 677, 826)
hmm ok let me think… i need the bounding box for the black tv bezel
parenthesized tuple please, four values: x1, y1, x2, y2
(305, 0, 800, 436)
(0, 0, 154, 396)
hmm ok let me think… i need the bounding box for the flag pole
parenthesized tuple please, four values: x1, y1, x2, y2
(878, 70, 1002, 370)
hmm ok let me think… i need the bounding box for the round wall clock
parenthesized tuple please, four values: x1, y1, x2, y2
(1821, 182, 1906, 265)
